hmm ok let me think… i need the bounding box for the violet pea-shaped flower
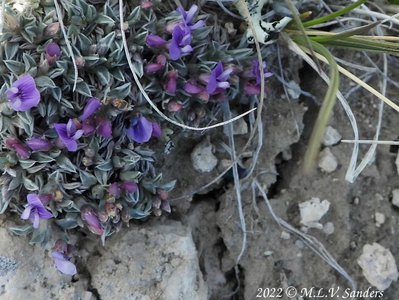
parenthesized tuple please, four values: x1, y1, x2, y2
(108, 182, 121, 199)
(126, 116, 162, 143)
(252, 60, 273, 85)
(5, 75, 40, 111)
(26, 137, 52, 151)
(146, 34, 167, 47)
(205, 62, 232, 94)
(169, 25, 193, 61)
(80, 97, 101, 121)
(21, 194, 54, 229)
(52, 240, 77, 276)
(54, 119, 84, 152)
(126, 116, 153, 143)
(96, 118, 112, 138)
(81, 206, 104, 235)
(176, 4, 205, 30)
(52, 251, 77, 276)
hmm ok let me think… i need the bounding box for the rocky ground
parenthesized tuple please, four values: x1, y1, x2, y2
(1, 22, 399, 300)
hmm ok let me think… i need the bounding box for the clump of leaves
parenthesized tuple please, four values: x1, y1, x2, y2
(0, 0, 274, 274)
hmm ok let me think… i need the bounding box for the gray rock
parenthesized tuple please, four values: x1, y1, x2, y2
(322, 126, 342, 146)
(191, 139, 218, 173)
(223, 118, 248, 136)
(318, 148, 338, 173)
(299, 197, 330, 229)
(88, 220, 207, 300)
(0, 222, 91, 300)
(358, 243, 398, 290)
(392, 189, 399, 208)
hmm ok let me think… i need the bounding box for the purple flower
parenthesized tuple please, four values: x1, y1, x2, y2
(169, 25, 193, 61)
(164, 70, 178, 94)
(151, 122, 162, 138)
(5, 75, 40, 111)
(176, 5, 205, 30)
(80, 97, 101, 121)
(144, 54, 166, 74)
(184, 81, 203, 94)
(126, 116, 161, 143)
(126, 116, 153, 143)
(5, 138, 31, 159)
(82, 118, 96, 135)
(108, 182, 121, 199)
(46, 42, 61, 65)
(146, 34, 167, 47)
(251, 60, 273, 85)
(26, 137, 52, 151)
(52, 251, 77, 276)
(121, 181, 138, 193)
(21, 194, 54, 229)
(205, 62, 232, 94)
(81, 206, 104, 235)
(96, 118, 112, 138)
(54, 119, 84, 152)
(244, 83, 261, 96)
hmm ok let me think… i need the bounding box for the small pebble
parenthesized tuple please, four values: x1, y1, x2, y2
(323, 222, 335, 235)
(353, 197, 360, 205)
(375, 212, 385, 227)
(280, 231, 291, 240)
(358, 243, 398, 290)
(264, 251, 273, 257)
(191, 139, 218, 173)
(392, 189, 399, 208)
(299, 197, 330, 229)
(318, 148, 338, 173)
(322, 126, 342, 146)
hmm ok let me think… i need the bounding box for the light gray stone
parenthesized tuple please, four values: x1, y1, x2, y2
(0, 221, 91, 300)
(88, 220, 207, 300)
(299, 197, 330, 229)
(358, 243, 398, 290)
(392, 189, 399, 208)
(322, 126, 342, 146)
(191, 139, 218, 173)
(318, 148, 338, 173)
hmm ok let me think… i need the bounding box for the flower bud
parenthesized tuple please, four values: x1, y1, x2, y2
(141, 0, 152, 9)
(80, 97, 101, 121)
(167, 100, 183, 112)
(164, 70, 178, 95)
(108, 183, 121, 199)
(84, 148, 96, 158)
(146, 34, 167, 47)
(26, 137, 52, 151)
(121, 181, 138, 193)
(81, 206, 104, 235)
(75, 56, 85, 68)
(5, 138, 31, 159)
(45, 42, 61, 65)
(157, 189, 169, 201)
(144, 63, 163, 74)
(105, 202, 118, 218)
(82, 157, 93, 167)
(44, 22, 60, 36)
